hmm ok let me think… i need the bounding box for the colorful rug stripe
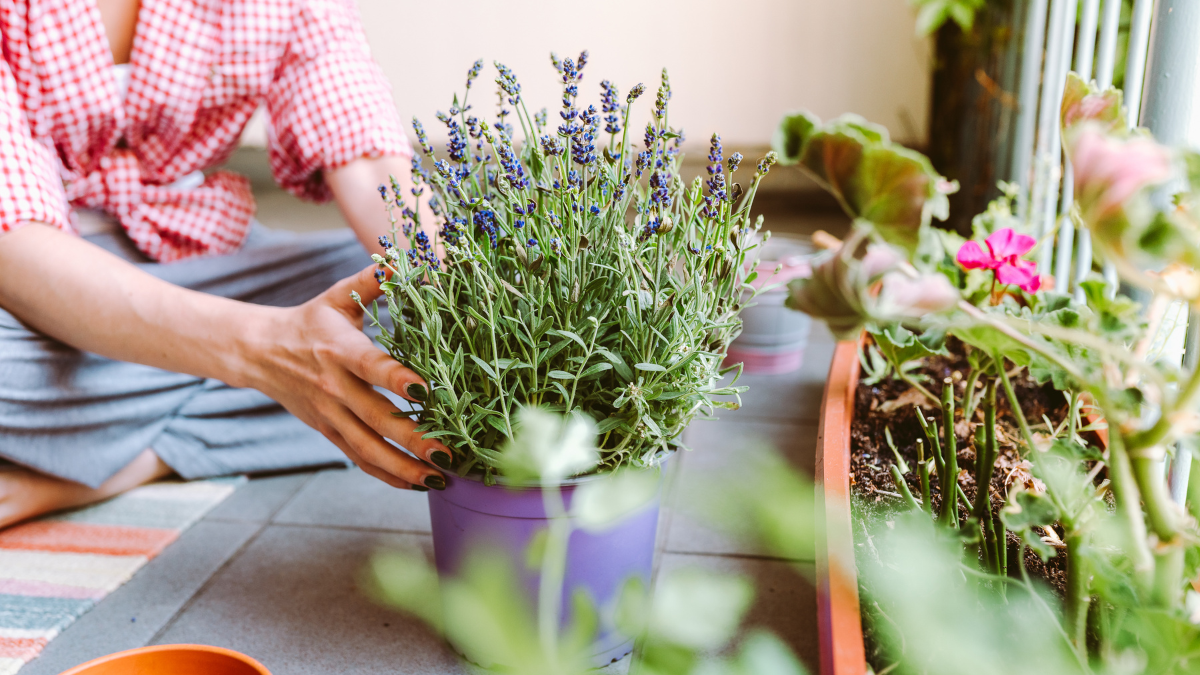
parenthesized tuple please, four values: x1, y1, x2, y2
(0, 477, 243, 674)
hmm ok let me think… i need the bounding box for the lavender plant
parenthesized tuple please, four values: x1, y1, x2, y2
(365, 54, 774, 480)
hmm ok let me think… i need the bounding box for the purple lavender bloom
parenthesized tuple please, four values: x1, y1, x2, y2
(465, 59, 484, 90)
(441, 216, 466, 246)
(572, 105, 598, 166)
(706, 133, 727, 200)
(437, 112, 469, 163)
(728, 152, 743, 172)
(495, 134, 530, 190)
(494, 61, 522, 105)
(541, 134, 564, 157)
(378, 235, 393, 249)
(411, 118, 434, 155)
(653, 69, 671, 120)
(626, 83, 645, 103)
(649, 171, 671, 208)
(527, 237, 538, 247)
(473, 209, 500, 249)
(600, 80, 621, 135)
(377, 184, 388, 201)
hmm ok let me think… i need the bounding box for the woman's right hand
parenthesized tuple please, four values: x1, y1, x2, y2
(239, 264, 450, 491)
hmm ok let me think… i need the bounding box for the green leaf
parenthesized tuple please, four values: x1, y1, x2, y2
(635, 363, 666, 372)
(772, 110, 819, 164)
(595, 416, 626, 434)
(469, 354, 499, 381)
(597, 349, 634, 382)
(547, 370, 576, 380)
(551, 329, 589, 350)
(871, 323, 947, 367)
(577, 362, 613, 380)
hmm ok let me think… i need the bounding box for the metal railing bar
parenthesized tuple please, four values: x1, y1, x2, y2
(1094, 0, 1122, 88)
(1012, 0, 1050, 219)
(1035, 0, 1076, 275)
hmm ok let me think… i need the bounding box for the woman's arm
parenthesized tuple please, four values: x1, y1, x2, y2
(0, 223, 449, 489)
(326, 156, 434, 253)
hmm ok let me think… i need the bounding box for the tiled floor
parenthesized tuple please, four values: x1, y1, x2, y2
(18, 160, 838, 674)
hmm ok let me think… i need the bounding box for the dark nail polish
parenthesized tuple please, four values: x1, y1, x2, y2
(424, 475, 446, 491)
(410, 485, 429, 492)
(430, 450, 452, 469)
(405, 382, 428, 402)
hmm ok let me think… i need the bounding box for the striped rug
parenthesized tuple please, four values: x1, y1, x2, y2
(0, 477, 245, 675)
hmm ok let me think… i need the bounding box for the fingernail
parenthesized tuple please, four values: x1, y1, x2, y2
(410, 485, 429, 492)
(424, 475, 446, 491)
(430, 450, 452, 469)
(405, 383, 428, 402)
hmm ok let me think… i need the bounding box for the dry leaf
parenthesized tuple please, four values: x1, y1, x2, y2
(1004, 459, 1046, 494)
(878, 387, 932, 413)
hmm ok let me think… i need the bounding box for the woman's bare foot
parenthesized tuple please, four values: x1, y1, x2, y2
(0, 449, 173, 529)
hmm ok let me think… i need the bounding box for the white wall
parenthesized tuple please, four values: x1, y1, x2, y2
(355, 0, 932, 151)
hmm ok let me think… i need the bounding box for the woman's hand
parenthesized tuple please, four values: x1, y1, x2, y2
(244, 264, 450, 490)
(0, 224, 446, 491)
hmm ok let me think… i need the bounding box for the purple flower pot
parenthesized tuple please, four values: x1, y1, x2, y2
(427, 467, 667, 668)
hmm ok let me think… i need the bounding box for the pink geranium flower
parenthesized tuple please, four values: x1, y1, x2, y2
(1070, 125, 1172, 219)
(956, 228, 1042, 293)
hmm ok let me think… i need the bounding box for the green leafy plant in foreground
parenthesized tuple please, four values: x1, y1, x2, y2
(364, 54, 775, 480)
(366, 408, 808, 675)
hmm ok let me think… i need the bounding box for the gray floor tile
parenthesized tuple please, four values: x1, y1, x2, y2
(666, 420, 817, 558)
(20, 520, 260, 675)
(658, 553, 818, 674)
(272, 467, 432, 533)
(720, 333, 836, 426)
(151, 526, 464, 675)
(205, 473, 315, 524)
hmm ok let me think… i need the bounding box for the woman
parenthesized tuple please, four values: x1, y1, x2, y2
(0, 0, 450, 528)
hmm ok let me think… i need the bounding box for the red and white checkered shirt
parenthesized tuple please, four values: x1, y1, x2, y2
(0, 0, 410, 262)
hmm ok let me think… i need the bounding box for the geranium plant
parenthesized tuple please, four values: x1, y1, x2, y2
(777, 71, 1200, 669)
(363, 53, 776, 480)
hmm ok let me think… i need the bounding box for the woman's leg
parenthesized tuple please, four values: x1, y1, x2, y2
(0, 449, 173, 528)
(0, 224, 376, 529)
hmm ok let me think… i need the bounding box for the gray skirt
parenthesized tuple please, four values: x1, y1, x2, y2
(0, 224, 371, 488)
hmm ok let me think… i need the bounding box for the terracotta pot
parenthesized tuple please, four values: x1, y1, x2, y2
(815, 339, 867, 675)
(57, 645, 271, 675)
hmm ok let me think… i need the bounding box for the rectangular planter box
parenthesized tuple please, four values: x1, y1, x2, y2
(815, 339, 867, 675)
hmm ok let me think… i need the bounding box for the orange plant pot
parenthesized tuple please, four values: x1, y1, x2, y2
(57, 645, 270, 675)
(815, 339, 867, 675)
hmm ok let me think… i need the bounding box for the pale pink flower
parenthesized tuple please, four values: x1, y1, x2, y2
(861, 244, 903, 278)
(956, 228, 1042, 293)
(1071, 126, 1172, 218)
(876, 272, 958, 318)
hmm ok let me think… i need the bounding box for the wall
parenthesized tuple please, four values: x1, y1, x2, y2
(353, 0, 933, 151)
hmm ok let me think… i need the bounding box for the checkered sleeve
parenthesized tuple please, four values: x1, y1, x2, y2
(0, 58, 70, 234)
(266, 0, 411, 202)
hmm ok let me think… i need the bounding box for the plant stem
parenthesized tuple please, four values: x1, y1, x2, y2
(962, 368, 982, 421)
(940, 378, 959, 528)
(1101, 419, 1156, 593)
(995, 353, 1037, 455)
(917, 439, 932, 516)
(1064, 531, 1091, 650)
(973, 380, 999, 570)
(890, 465, 922, 511)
